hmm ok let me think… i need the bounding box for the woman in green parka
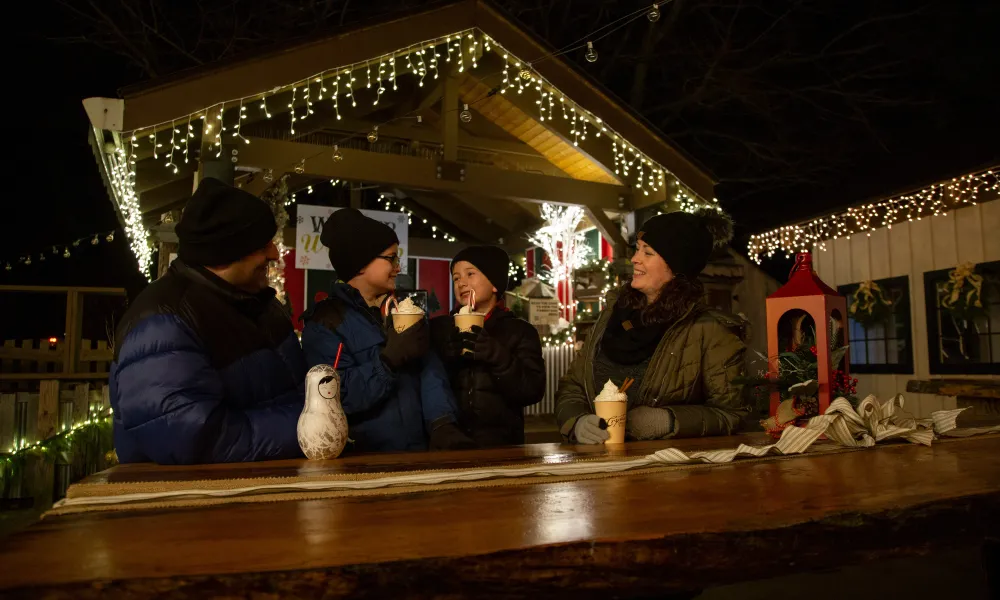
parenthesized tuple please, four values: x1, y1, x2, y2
(555, 208, 750, 444)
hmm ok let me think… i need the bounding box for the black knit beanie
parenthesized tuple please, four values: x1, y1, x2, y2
(176, 177, 277, 266)
(321, 208, 400, 280)
(451, 245, 510, 293)
(636, 208, 734, 277)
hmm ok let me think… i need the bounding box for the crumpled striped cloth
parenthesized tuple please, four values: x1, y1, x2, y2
(53, 395, 999, 510)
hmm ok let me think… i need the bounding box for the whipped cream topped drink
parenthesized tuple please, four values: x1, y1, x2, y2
(454, 292, 486, 355)
(594, 379, 628, 444)
(390, 297, 424, 333)
(394, 297, 423, 315)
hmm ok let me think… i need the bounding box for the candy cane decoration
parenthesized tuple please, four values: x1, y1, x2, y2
(383, 295, 399, 318)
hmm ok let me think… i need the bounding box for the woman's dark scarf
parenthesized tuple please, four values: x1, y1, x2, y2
(600, 303, 671, 365)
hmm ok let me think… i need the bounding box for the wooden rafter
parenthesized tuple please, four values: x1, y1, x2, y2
(392, 188, 507, 244)
(239, 138, 630, 211)
(457, 73, 619, 186)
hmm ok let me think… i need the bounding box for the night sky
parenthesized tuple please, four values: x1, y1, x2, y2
(3, 0, 999, 338)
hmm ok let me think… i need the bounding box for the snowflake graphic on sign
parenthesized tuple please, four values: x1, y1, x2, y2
(296, 215, 304, 224)
(299, 255, 310, 267)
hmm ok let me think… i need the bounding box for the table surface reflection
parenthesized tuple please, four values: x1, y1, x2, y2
(1, 431, 998, 595)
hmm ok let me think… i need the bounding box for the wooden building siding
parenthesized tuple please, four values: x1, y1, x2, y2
(812, 202, 1000, 417)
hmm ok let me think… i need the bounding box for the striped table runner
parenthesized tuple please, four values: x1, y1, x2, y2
(48, 394, 999, 516)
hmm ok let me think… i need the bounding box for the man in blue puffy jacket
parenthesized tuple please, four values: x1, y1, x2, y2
(301, 208, 473, 453)
(109, 177, 306, 464)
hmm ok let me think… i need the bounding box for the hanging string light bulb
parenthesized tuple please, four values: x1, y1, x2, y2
(294, 159, 306, 174)
(106, 232, 115, 243)
(332, 145, 344, 162)
(63, 247, 71, 258)
(459, 104, 473, 123)
(91, 235, 99, 246)
(519, 64, 532, 80)
(25, 256, 32, 265)
(367, 126, 379, 143)
(585, 42, 598, 63)
(648, 3, 661, 22)
(4, 263, 10, 271)
(263, 168, 274, 183)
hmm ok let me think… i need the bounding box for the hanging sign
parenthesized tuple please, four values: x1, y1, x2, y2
(295, 205, 409, 274)
(528, 298, 562, 325)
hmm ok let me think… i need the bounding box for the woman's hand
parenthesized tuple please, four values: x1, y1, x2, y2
(626, 406, 675, 440)
(573, 414, 610, 444)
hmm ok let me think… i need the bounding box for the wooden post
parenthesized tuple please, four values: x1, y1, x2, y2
(0, 393, 15, 452)
(157, 241, 178, 279)
(37, 380, 60, 440)
(350, 183, 362, 209)
(1, 339, 14, 375)
(64, 290, 83, 375)
(442, 63, 460, 162)
(21, 339, 36, 374)
(72, 383, 89, 427)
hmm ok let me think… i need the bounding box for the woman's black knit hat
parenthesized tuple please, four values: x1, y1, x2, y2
(636, 207, 734, 277)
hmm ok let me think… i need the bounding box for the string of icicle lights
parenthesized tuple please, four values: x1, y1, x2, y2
(747, 168, 999, 264)
(98, 25, 705, 279)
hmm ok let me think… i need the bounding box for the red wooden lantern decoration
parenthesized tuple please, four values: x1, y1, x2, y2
(765, 252, 849, 418)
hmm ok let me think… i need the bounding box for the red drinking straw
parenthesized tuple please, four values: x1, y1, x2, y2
(333, 342, 344, 370)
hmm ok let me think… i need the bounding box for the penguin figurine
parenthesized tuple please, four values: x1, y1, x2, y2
(297, 364, 349, 460)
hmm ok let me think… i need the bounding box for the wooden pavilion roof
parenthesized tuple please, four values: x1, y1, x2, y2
(85, 0, 717, 269)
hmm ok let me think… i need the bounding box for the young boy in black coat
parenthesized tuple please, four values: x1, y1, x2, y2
(430, 246, 546, 447)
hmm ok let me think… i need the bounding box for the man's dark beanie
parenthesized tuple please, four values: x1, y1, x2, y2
(176, 177, 277, 266)
(637, 207, 734, 278)
(451, 245, 510, 293)
(321, 208, 400, 280)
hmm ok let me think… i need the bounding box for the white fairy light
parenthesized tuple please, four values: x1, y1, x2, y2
(748, 168, 999, 263)
(95, 29, 706, 280)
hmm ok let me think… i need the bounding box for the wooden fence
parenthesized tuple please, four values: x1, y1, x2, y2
(0, 381, 111, 502)
(525, 344, 577, 416)
(0, 285, 125, 383)
(1, 339, 114, 378)
(0, 286, 125, 508)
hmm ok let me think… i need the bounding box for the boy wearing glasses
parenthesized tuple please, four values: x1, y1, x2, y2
(301, 208, 472, 452)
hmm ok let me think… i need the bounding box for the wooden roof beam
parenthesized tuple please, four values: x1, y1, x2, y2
(139, 175, 195, 217)
(583, 206, 626, 256)
(119, 3, 477, 131)
(474, 1, 715, 200)
(445, 192, 535, 233)
(392, 188, 508, 244)
(239, 137, 630, 211)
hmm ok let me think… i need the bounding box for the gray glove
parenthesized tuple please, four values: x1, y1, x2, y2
(626, 406, 675, 440)
(573, 414, 610, 445)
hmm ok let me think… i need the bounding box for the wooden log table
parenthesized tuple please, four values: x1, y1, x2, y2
(1, 431, 999, 598)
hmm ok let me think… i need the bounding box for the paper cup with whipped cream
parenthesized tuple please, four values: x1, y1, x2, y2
(390, 296, 425, 333)
(593, 379, 627, 444)
(454, 290, 485, 354)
